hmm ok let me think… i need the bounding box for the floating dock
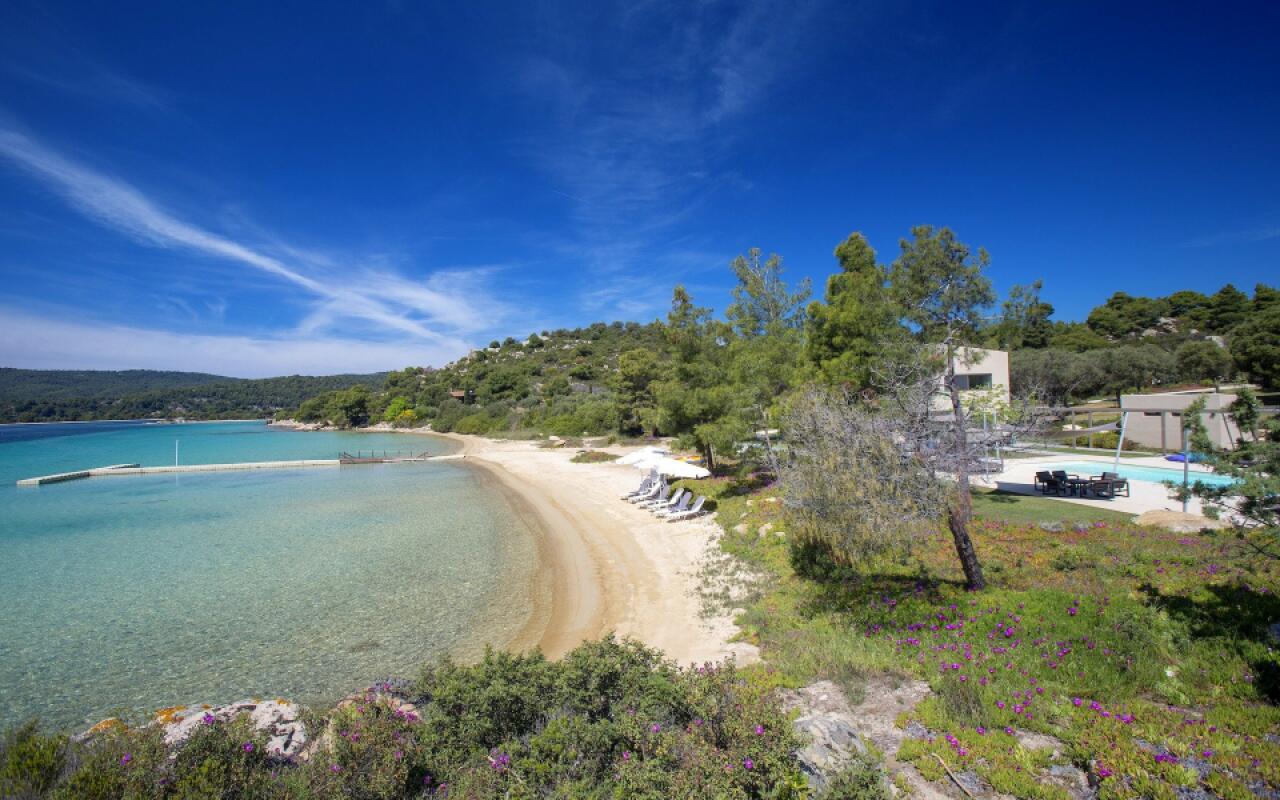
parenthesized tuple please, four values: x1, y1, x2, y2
(16, 454, 464, 487)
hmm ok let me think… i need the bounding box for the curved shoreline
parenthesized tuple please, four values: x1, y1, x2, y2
(432, 432, 759, 667)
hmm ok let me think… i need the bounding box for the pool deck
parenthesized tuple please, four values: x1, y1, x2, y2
(16, 453, 465, 486)
(979, 453, 1215, 516)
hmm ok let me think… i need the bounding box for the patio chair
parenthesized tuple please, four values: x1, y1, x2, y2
(666, 496, 707, 522)
(1089, 471, 1129, 498)
(1036, 470, 1069, 496)
(1034, 471, 1054, 494)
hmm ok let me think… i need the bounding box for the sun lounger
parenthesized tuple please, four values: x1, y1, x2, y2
(650, 488, 688, 513)
(628, 482, 665, 504)
(638, 487, 680, 510)
(666, 496, 707, 522)
(655, 492, 692, 517)
(622, 472, 658, 499)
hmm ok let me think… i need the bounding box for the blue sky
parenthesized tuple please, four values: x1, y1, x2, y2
(1, 1, 1277, 377)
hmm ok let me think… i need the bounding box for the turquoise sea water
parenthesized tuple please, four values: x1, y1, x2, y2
(1045, 461, 1240, 489)
(0, 421, 542, 731)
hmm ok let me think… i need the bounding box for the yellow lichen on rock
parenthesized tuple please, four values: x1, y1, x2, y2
(154, 705, 187, 724)
(86, 717, 127, 735)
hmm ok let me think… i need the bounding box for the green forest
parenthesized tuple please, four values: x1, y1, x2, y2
(286, 225, 1278, 464)
(0, 369, 386, 423)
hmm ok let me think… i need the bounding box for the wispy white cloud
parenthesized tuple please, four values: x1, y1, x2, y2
(1181, 224, 1280, 248)
(0, 306, 461, 378)
(0, 128, 513, 350)
(512, 0, 825, 318)
(10, 64, 170, 111)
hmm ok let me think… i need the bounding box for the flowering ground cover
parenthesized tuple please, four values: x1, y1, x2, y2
(695, 477, 1280, 800)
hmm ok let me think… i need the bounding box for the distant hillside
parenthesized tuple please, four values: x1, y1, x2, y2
(0, 369, 387, 423)
(0, 369, 229, 403)
(285, 321, 666, 432)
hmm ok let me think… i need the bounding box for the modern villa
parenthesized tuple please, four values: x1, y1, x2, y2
(932, 347, 1011, 413)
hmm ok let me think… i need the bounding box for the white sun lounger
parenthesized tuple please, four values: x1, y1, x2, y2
(628, 482, 665, 504)
(640, 487, 684, 511)
(655, 491, 692, 517)
(621, 472, 657, 499)
(666, 496, 707, 522)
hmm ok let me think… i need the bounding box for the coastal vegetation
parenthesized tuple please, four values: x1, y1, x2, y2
(678, 466, 1280, 800)
(1, 638, 820, 799)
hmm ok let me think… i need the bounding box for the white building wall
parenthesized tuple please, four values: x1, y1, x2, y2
(1121, 391, 1241, 451)
(931, 347, 1011, 413)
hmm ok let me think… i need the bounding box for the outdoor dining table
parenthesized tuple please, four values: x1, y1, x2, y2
(1066, 477, 1093, 496)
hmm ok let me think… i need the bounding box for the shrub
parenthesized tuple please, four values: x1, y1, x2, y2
(6, 638, 805, 798)
(820, 748, 891, 800)
(1, 721, 66, 797)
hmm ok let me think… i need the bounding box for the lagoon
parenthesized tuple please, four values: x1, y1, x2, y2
(0, 421, 543, 731)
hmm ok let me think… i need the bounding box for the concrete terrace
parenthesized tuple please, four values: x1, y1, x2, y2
(977, 453, 1223, 517)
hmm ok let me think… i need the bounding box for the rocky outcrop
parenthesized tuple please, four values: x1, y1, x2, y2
(160, 699, 307, 761)
(1134, 510, 1227, 532)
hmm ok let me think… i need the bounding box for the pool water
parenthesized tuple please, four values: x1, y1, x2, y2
(1044, 461, 1239, 489)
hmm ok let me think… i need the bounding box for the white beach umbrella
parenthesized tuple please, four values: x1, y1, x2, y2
(646, 456, 711, 479)
(617, 446, 668, 465)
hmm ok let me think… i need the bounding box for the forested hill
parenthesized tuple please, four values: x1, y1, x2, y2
(280, 230, 1277, 459)
(0, 369, 386, 423)
(0, 369, 228, 402)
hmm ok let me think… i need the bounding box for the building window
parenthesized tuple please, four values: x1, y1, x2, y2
(955, 373, 992, 390)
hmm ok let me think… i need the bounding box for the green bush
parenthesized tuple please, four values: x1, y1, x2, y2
(1, 721, 66, 797)
(820, 749, 890, 800)
(453, 412, 496, 435)
(7, 637, 804, 799)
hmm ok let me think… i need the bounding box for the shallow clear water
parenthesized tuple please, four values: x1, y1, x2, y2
(1045, 461, 1239, 489)
(0, 422, 541, 731)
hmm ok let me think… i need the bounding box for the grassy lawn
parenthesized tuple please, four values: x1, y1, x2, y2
(682, 475, 1280, 800)
(971, 489, 1134, 525)
(1034, 445, 1152, 459)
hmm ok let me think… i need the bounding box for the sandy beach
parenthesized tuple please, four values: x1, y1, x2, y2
(436, 434, 758, 668)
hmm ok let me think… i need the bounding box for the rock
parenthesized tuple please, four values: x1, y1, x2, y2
(73, 717, 127, 744)
(1134, 510, 1227, 533)
(774, 531, 787, 539)
(156, 698, 306, 761)
(953, 770, 986, 796)
(1015, 729, 1066, 755)
(778, 681, 872, 792)
(758, 523, 774, 537)
(733, 523, 749, 535)
(1046, 764, 1093, 799)
(904, 721, 930, 740)
(791, 712, 868, 791)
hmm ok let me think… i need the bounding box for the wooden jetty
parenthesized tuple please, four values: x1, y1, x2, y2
(16, 453, 463, 487)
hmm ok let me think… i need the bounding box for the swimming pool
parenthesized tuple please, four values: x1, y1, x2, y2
(1045, 461, 1239, 489)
